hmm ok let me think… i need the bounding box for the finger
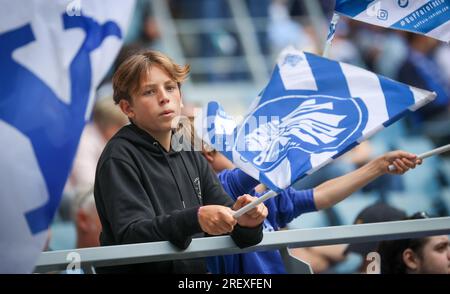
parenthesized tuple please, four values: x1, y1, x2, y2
(233, 196, 245, 210)
(233, 195, 253, 210)
(396, 158, 410, 171)
(247, 207, 261, 218)
(249, 204, 266, 219)
(219, 219, 235, 233)
(416, 158, 423, 165)
(253, 208, 267, 224)
(394, 160, 407, 173)
(401, 158, 416, 168)
(222, 208, 238, 226)
(395, 151, 417, 160)
(210, 219, 227, 234)
(393, 160, 404, 174)
(244, 197, 261, 216)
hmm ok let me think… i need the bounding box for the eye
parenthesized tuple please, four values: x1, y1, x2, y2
(143, 89, 156, 96)
(166, 85, 177, 92)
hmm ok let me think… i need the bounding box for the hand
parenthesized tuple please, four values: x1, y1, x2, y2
(232, 194, 268, 228)
(377, 150, 422, 175)
(197, 205, 237, 235)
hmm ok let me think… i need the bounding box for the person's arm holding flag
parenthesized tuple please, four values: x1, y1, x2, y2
(313, 151, 422, 210)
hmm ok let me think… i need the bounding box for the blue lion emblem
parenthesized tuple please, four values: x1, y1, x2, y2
(282, 54, 303, 67)
(236, 95, 368, 172)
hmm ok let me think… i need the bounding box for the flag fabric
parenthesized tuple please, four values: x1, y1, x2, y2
(334, 0, 450, 42)
(0, 0, 134, 273)
(195, 47, 436, 192)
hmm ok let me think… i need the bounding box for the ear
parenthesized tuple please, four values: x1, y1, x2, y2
(402, 248, 419, 272)
(119, 99, 135, 119)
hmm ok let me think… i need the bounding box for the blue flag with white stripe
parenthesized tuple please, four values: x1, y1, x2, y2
(195, 47, 435, 192)
(335, 0, 450, 42)
(0, 0, 134, 273)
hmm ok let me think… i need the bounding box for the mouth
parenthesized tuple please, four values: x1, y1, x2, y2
(160, 110, 175, 117)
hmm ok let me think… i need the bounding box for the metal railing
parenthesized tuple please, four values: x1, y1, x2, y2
(34, 217, 450, 273)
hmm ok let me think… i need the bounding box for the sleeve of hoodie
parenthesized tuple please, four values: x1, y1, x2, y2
(196, 154, 263, 248)
(274, 187, 316, 228)
(97, 158, 202, 249)
(217, 168, 260, 201)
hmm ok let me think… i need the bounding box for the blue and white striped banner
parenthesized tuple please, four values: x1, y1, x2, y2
(0, 0, 134, 273)
(196, 47, 436, 192)
(335, 0, 450, 42)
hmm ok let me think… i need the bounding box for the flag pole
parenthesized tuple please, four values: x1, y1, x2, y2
(233, 190, 279, 219)
(323, 13, 340, 58)
(388, 144, 450, 172)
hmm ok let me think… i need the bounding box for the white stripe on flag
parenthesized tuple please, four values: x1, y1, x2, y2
(232, 149, 260, 182)
(409, 86, 437, 111)
(277, 48, 318, 91)
(339, 62, 390, 136)
(263, 157, 291, 189)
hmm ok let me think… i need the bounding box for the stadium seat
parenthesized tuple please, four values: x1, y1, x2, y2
(441, 158, 450, 186)
(286, 210, 330, 230)
(332, 192, 379, 225)
(371, 119, 407, 146)
(386, 191, 436, 216)
(441, 188, 450, 215)
(49, 221, 76, 251)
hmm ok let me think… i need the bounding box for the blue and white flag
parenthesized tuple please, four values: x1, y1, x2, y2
(335, 0, 450, 42)
(196, 47, 435, 192)
(0, 0, 134, 273)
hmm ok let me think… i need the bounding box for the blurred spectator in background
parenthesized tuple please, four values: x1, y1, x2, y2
(396, 34, 450, 143)
(435, 44, 450, 86)
(268, 0, 316, 55)
(67, 98, 128, 194)
(378, 212, 450, 274)
(73, 188, 101, 249)
(290, 202, 407, 273)
(60, 98, 128, 221)
(343, 202, 407, 273)
(326, 19, 364, 66)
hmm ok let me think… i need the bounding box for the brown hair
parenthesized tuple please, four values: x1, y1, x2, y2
(112, 50, 190, 104)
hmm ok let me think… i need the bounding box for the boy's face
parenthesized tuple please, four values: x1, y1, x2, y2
(123, 65, 182, 135)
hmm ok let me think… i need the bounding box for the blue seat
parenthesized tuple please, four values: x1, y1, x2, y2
(441, 188, 450, 215)
(332, 192, 379, 225)
(287, 210, 330, 230)
(371, 120, 407, 146)
(49, 221, 76, 250)
(328, 252, 363, 274)
(386, 191, 436, 216)
(441, 159, 450, 186)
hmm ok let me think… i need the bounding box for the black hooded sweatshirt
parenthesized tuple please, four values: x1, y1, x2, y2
(94, 123, 263, 273)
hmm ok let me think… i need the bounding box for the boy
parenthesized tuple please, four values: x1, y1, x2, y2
(94, 50, 268, 273)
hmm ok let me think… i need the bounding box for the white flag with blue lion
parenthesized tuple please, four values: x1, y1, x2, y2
(195, 47, 436, 192)
(0, 0, 135, 273)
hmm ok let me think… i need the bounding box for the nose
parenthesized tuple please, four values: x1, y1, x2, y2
(158, 88, 170, 105)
